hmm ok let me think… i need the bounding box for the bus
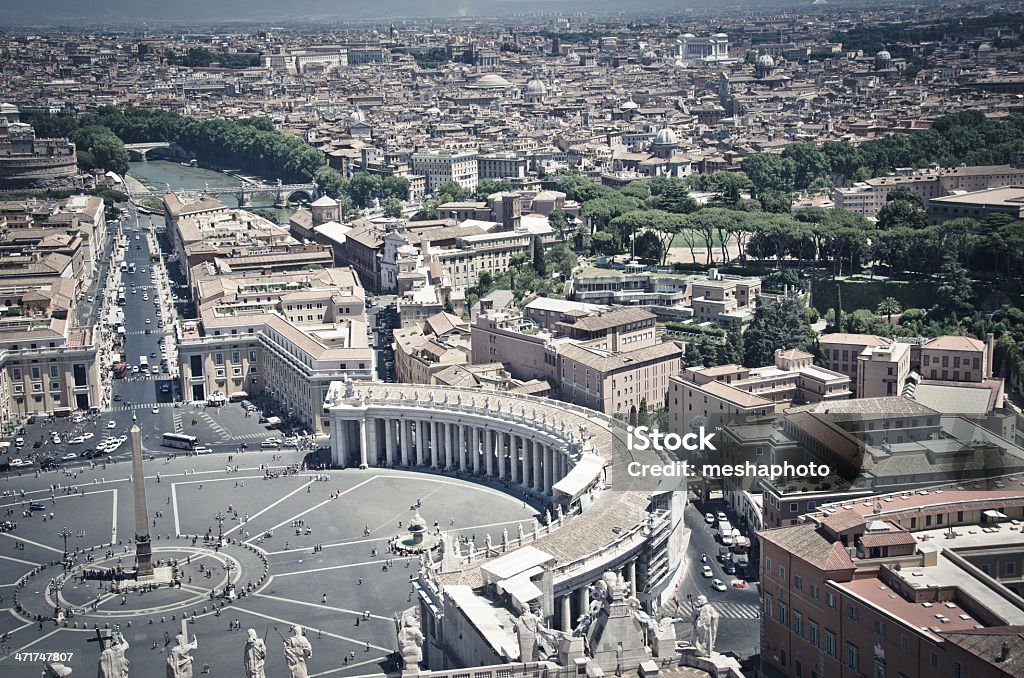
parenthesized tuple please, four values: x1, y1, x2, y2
(117, 286, 126, 305)
(139, 356, 149, 371)
(161, 433, 198, 450)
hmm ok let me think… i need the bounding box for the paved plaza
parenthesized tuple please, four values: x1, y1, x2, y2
(0, 451, 539, 677)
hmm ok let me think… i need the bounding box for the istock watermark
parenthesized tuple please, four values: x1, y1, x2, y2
(626, 425, 717, 452)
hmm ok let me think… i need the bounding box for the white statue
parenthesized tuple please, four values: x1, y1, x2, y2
(693, 595, 720, 657)
(453, 539, 462, 558)
(544, 509, 552, 526)
(485, 534, 492, 552)
(244, 629, 266, 678)
(468, 537, 476, 558)
(98, 631, 130, 678)
(166, 633, 198, 678)
(502, 528, 508, 544)
(517, 523, 525, 541)
(283, 625, 313, 678)
(343, 378, 356, 399)
(396, 612, 424, 668)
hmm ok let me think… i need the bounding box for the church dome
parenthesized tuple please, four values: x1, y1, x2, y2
(348, 108, 366, 123)
(470, 73, 512, 89)
(524, 77, 547, 96)
(619, 98, 639, 111)
(0, 103, 18, 115)
(876, 50, 891, 61)
(653, 127, 678, 146)
(756, 54, 775, 68)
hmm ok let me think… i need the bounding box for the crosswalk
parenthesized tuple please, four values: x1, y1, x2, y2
(668, 600, 760, 620)
(117, 401, 179, 410)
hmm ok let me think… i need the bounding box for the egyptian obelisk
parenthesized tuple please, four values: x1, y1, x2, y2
(130, 424, 153, 577)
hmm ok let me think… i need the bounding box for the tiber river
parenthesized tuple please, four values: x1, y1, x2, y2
(127, 160, 298, 223)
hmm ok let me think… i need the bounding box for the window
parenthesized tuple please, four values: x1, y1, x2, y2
(1008, 562, 1017, 576)
(215, 353, 224, 366)
(824, 631, 837, 657)
(953, 662, 966, 678)
(780, 566, 786, 580)
(808, 621, 819, 648)
(793, 611, 803, 636)
(794, 575, 802, 590)
(900, 635, 909, 651)
(809, 584, 819, 599)
(930, 653, 938, 668)
(848, 605, 859, 621)
(49, 364, 59, 378)
(873, 619, 886, 636)
(232, 351, 241, 364)
(825, 591, 836, 608)
(766, 557, 772, 573)
(31, 367, 40, 380)
(778, 603, 787, 626)
(12, 367, 20, 380)
(764, 595, 773, 618)
(846, 643, 860, 670)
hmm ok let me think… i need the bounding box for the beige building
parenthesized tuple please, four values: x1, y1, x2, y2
(669, 348, 851, 435)
(470, 306, 682, 416)
(687, 271, 761, 324)
(410, 149, 478, 194)
(392, 311, 472, 385)
(177, 266, 373, 433)
(856, 341, 911, 398)
(833, 163, 1024, 218)
(920, 335, 988, 383)
(819, 333, 892, 392)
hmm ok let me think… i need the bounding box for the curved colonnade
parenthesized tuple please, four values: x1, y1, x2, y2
(324, 381, 686, 664)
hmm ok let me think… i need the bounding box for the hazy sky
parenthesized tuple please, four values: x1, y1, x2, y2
(0, 0, 683, 26)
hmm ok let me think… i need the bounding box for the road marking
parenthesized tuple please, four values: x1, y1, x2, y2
(111, 487, 118, 544)
(0, 532, 63, 554)
(0, 554, 40, 567)
(244, 477, 376, 545)
(225, 479, 314, 538)
(255, 592, 398, 621)
(172, 482, 181, 536)
(232, 605, 392, 653)
(4, 627, 63, 659)
(270, 556, 414, 575)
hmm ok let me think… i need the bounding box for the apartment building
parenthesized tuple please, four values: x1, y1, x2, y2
(759, 484, 1024, 678)
(176, 266, 373, 433)
(668, 348, 851, 436)
(477, 152, 527, 180)
(470, 306, 682, 416)
(410, 150, 478, 194)
(920, 335, 988, 383)
(856, 342, 911, 398)
(392, 311, 471, 385)
(833, 163, 1024, 218)
(687, 271, 762, 324)
(819, 333, 892, 392)
(927, 185, 1024, 224)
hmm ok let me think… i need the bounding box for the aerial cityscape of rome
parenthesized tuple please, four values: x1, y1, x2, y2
(0, 0, 1023, 676)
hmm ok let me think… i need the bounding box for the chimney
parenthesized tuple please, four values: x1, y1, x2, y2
(986, 332, 995, 379)
(1001, 640, 1011, 662)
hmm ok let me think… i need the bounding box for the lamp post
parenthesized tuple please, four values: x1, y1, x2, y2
(214, 511, 226, 546)
(58, 526, 72, 571)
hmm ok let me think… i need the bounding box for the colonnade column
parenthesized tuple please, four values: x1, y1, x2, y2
(510, 434, 520, 484)
(430, 421, 439, 469)
(458, 425, 468, 470)
(472, 427, 481, 474)
(627, 560, 637, 597)
(578, 586, 590, 616)
(401, 419, 412, 466)
(520, 436, 531, 488)
(335, 420, 348, 469)
(416, 420, 426, 466)
(358, 419, 368, 467)
(560, 594, 572, 631)
(543, 446, 553, 494)
(532, 440, 542, 491)
(384, 418, 395, 465)
(485, 429, 494, 476)
(444, 423, 454, 469)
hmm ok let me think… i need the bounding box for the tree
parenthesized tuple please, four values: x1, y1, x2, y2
(532, 235, 546, 276)
(701, 171, 753, 204)
(548, 209, 569, 234)
(652, 179, 698, 214)
(876, 199, 927, 230)
(719, 328, 744, 365)
(346, 173, 382, 208)
(758, 190, 793, 214)
(314, 166, 347, 199)
(545, 243, 578, 278)
(743, 296, 817, 367)
(634, 231, 663, 265)
(741, 154, 796, 197)
(876, 297, 902, 322)
(885, 186, 925, 208)
(382, 197, 403, 219)
(70, 126, 129, 175)
(475, 178, 511, 199)
(435, 180, 470, 202)
(638, 398, 651, 427)
(935, 255, 975, 320)
(781, 143, 832, 191)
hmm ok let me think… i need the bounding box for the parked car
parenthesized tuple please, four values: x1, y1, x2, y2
(701, 565, 714, 578)
(715, 510, 727, 522)
(704, 512, 715, 524)
(62, 453, 77, 460)
(260, 439, 281, 449)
